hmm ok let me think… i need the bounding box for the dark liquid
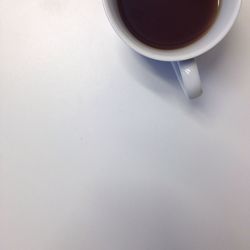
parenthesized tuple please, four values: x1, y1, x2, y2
(117, 0, 220, 49)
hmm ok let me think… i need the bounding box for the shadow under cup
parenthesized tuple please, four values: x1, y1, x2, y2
(103, 0, 241, 61)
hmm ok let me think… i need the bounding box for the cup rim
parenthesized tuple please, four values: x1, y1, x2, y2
(103, 0, 242, 61)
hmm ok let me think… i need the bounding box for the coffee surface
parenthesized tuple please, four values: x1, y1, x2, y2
(117, 0, 220, 49)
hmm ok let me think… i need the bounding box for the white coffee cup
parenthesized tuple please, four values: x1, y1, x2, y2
(103, 0, 241, 99)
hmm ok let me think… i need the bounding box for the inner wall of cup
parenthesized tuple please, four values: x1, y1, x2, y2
(182, 0, 240, 55)
(105, 0, 135, 43)
(105, 0, 240, 61)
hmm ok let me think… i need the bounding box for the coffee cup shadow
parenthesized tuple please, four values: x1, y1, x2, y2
(118, 34, 232, 118)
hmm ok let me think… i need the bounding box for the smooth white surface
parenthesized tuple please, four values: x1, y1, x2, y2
(0, 1, 250, 250)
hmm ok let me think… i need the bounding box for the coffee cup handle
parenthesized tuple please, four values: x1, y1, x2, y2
(171, 59, 202, 99)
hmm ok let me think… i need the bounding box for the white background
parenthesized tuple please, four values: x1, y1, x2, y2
(0, 1, 250, 250)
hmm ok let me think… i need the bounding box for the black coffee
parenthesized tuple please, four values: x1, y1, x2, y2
(117, 0, 220, 49)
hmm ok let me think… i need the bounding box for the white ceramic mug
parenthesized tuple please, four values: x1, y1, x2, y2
(103, 0, 241, 98)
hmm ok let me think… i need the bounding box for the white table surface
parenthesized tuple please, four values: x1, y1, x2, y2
(0, 1, 250, 250)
